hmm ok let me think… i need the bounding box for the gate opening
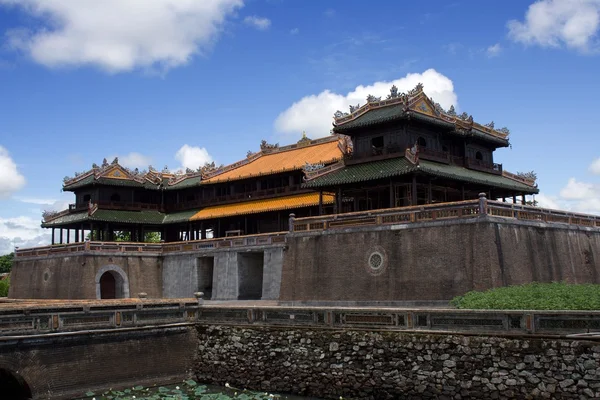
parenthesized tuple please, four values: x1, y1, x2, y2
(197, 257, 215, 300)
(237, 252, 264, 300)
(100, 271, 116, 299)
(0, 369, 32, 400)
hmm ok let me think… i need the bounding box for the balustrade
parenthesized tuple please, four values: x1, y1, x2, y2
(15, 231, 288, 258)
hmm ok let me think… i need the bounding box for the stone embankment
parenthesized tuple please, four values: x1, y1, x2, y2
(195, 326, 600, 399)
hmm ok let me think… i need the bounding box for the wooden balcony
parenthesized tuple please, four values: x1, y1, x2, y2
(167, 184, 307, 211)
(465, 157, 503, 175)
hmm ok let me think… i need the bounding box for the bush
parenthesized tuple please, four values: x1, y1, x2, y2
(450, 282, 600, 310)
(0, 277, 9, 297)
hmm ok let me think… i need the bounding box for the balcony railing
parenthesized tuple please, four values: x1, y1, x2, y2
(465, 157, 502, 175)
(291, 196, 600, 233)
(15, 232, 288, 258)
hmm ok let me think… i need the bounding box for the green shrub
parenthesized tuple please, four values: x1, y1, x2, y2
(450, 282, 600, 310)
(0, 277, 9, 297)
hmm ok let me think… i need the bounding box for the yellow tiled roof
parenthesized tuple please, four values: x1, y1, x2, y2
(203, 139, 344, 184)
(190, 193, 335, 221)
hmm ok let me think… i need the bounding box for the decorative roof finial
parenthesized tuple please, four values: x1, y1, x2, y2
(298, 131, 311, 145)
(366, 94, 381, 103)
(387, 85, 398, 99)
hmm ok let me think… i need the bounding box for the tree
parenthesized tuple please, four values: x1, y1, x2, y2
(0, 253, 14, 273)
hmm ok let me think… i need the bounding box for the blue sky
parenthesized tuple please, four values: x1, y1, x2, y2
(0, 0, 599, 254)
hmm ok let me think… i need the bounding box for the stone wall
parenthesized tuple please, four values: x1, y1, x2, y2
(11, 246, 285, 300)
(1, 326, 197, 400)
(195, 325, 600, 399)
(280, 216, 600, 302)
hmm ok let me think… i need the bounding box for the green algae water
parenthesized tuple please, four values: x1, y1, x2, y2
(77, 380, 321, 400)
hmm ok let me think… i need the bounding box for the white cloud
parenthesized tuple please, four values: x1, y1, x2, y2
(1, 0, 244, 73)
(559, 178, 597, 200)
(534, 193, 562, 210)
(0, 215, 50, 255)
(0, 146, 26, 199)
(14, 197, 55, 205)
(243, 15, 271, 31)
(116, 152, 152, 170)
(486, 43, 502, 57)
(274, 68, 458, 139)
(589, 157, 600, 174)
(507, 0, 600, 52)
(175, 144, 213, 171)
(290, 28, 299, 35)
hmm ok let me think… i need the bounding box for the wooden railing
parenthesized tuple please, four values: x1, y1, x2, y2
(15, 232, 288, 258)
(292, 200, 482, 232)
(466, 157, 502, 175)
(487, 201, 600, 227)
(291, 195, 600, 232)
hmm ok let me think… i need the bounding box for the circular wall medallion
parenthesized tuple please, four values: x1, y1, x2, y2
(365, 247, 387, 276)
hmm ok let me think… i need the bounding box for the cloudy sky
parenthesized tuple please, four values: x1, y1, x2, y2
(0, 0, 599, 254)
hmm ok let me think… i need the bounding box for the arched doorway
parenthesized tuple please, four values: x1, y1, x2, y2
(0, 369, 32, 400)
(100, 272, 116, 299)
(95, 265, 130, 299)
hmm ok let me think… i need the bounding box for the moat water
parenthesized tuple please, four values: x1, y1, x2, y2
(77, 381, 321, 400)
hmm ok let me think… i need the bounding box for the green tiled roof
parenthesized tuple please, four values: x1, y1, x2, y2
(303, 157, 538, 193)
(42, 208, 203, 227)
(303, 157, 417, 187)
(164, 175, 202, 190)
(63, 174, 95, 190)
(332, 105, 508, 147)
(418, 160, 538, 193)
(163, 209, 199, 223)
(42, 211, 90, 226)
(90, 209, 166, 224)
(333, 105, 405, 131)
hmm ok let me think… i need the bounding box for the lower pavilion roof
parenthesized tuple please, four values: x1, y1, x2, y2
(190, 192, 335, 221)
(302, 157, 539, 194)
(42, 193, 335, 227)
(42, 209, 168, 227)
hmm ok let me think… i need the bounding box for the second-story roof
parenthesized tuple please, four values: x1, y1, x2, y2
(202, 135, 347, 184)
(332, 84, 510, 147)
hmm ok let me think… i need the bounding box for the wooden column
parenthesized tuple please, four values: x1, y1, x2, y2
(59, 229, 63, 244)
(336, 187, 342, 214)
(428, 179, 432, 204)
(75, 228, 79, 242)
(461, 185, 465, 201)
(513, 195, 517, 204)
(318, 190, 323, 215)
(52, 228, 55, 245)
(389, 180, 394, 208)
(411, 175, 417, 205)
(66, 229, 70, 244)
(521, 194, 526, 205)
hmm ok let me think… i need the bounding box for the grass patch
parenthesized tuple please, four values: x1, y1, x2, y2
(0, 276, 9, 297)
(450, 282, 600, 310)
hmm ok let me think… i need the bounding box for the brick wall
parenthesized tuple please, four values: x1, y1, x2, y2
(280, 217, 600, 301)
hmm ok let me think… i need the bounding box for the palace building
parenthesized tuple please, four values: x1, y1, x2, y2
(42, 83, 538, 245)
(20, 84, 593, 303)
